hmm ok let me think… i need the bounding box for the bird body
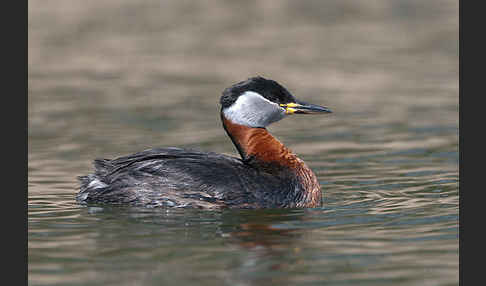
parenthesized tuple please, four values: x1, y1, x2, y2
(77, 77, 331, 209)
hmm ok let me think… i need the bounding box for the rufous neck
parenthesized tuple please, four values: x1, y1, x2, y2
(221, 113, 322, 207)
(221, 114, 300, 168)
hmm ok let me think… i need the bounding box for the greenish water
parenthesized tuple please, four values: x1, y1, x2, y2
(28, 1, 458, 285)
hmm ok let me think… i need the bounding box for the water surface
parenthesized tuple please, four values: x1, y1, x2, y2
(29, 1, 458, 285)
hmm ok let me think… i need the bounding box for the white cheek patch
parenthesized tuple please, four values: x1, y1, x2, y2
(223, 91, 286, 127)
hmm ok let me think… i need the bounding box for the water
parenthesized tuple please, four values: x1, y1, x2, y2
(28, 1, 458, 285)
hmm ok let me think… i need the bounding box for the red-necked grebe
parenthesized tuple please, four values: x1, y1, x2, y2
(77, 76, 332, 209)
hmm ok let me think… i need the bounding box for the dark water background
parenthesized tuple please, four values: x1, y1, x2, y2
(28, 1, 458, 285)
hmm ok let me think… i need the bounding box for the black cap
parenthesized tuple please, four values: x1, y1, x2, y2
(220, 76, 297, 108)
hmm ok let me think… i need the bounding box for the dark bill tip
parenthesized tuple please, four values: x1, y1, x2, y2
(293, 101, 332, 114)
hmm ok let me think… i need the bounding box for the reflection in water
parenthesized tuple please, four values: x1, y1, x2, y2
(29, 0, 457, 285)
(220, 210, 310, 285)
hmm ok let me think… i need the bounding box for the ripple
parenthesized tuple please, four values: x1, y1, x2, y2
(28, 1, 458, 285)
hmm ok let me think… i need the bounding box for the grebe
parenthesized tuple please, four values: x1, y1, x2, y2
(77, 76, 332, 209)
